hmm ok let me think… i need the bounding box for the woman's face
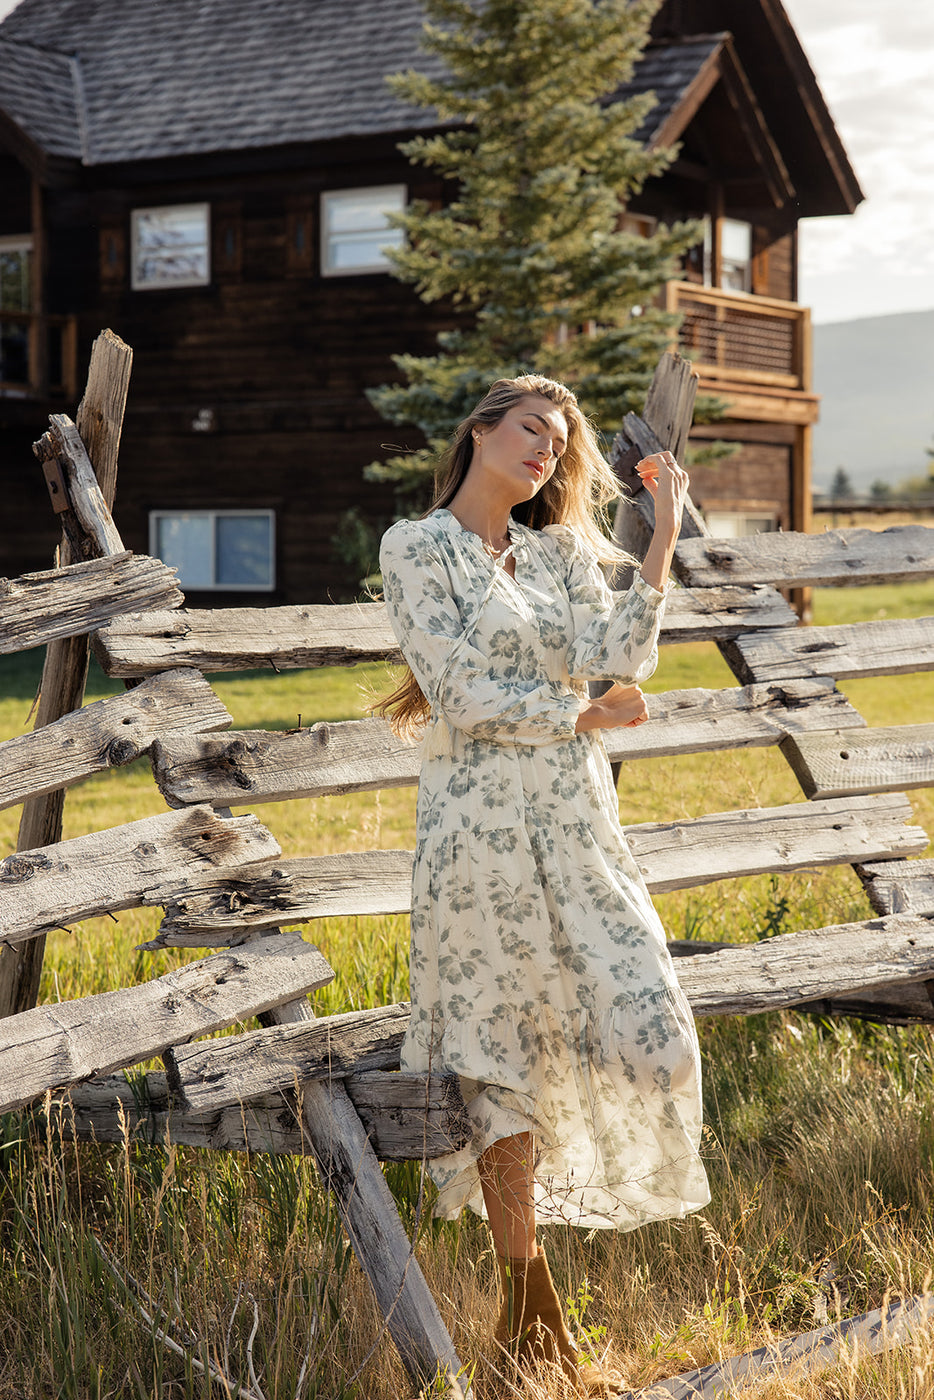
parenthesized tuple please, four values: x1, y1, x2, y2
(469, 394, 569, 505)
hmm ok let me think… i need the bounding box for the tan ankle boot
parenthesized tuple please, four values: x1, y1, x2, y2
(493, 1252, 621, 1396)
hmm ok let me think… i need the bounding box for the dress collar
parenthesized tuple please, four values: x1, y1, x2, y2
(435, 507, 530, 560)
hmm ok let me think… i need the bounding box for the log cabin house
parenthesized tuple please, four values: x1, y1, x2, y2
(0, 0, 862, 603)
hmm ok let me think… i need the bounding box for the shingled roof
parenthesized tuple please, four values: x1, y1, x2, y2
(0, 0, 723, 167)
(0, 0, 443, 165)
(0, 35, 82, 158)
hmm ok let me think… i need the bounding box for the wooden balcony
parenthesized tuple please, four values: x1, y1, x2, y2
(0, 311, 78, 401)
(665, 281, 819, 426)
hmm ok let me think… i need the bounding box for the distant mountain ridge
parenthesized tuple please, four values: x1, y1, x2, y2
(811, 308, 934, 492)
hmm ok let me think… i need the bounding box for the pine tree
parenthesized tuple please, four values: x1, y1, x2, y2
(365, 0, 704, 510)
(829, 467, 854, 501)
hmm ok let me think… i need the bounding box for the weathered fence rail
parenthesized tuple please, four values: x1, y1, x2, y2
(1, 345, 932, 1399)
(91, 584, 797, 676)
(0, 552, 183, 654)
(150, 678, 861, 809)
(0, 669, 230, 810)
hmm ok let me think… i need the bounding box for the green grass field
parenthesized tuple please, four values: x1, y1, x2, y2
(0, 581, 932, 1398)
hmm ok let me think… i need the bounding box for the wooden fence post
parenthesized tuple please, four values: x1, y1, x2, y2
(262, 995, 473, 1399)
(0, 329, 133, 1019)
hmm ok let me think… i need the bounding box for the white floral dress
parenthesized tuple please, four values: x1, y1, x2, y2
(379, 509, 709, 1230)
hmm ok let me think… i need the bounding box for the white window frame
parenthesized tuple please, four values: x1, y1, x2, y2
(0, 235, 33, 310)
(149, 508, 275, 591)
(131, 203, 211, 290)
(719, 218, 753, 294)
(320, 184, 406, 276)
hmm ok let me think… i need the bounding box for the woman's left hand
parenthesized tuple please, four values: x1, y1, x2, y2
(636, 451, 690, 534)
(634, 451, 690, 593)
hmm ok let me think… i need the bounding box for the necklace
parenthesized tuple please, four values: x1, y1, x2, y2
(481, 530, 512, 559)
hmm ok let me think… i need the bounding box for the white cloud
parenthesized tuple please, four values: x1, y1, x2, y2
(783, 0, 934, 322)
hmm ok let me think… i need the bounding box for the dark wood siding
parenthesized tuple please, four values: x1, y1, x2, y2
(687, 425, 795, 530)
(16, 150, 452, 600)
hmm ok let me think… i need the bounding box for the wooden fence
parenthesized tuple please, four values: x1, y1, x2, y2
(1, 339, 933, 1398)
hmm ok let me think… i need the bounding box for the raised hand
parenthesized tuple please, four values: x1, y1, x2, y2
(634, 451, 690, 593)
(635, 451, 690, 533)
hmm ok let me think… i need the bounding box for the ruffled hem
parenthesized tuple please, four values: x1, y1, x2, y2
(402, 990, 709, 1231)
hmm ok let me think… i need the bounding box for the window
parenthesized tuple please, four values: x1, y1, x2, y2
(131, 204, 210, 290)
(150, 510, 274, 590)
(705, 511, 777, 538)
(620, 213, 657, 239)
(719, 219, 752, 293)
(0, 235, 31, 385)
(321, 185, 406, 275)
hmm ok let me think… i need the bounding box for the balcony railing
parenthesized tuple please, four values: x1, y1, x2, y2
(666, 282, 812, 393)
(0, 311, 78, 400)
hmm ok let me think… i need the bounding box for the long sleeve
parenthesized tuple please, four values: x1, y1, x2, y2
(380, 520, 582, 745)
(544, 525, 667, 685)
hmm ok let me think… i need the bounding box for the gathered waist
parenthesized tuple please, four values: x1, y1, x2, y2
(416, 726, 617, 837)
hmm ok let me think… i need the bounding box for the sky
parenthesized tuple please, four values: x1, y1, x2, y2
(0, 0, 931, 326)
(781, 0, 934, 325)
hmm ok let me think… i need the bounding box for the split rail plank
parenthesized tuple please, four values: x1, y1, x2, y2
(857, 859, 934, 917)
(780, 723, 934, 798)
(620, 1294, 934, 1400)
(628, 793, 927, 892)
(0, 328, 135, 1020)
(92, 587, 795, 678)
(258, 997, 471, 1398)
(0, 929, 333, 1113)
(52, 1068, 470, 1162)
(669, 938, 934, 1024)
(152, 679, 862, 810)
(0, 670, 232, 811)
(165, 1002, 411, 1110)
(674, 913, 934, 1015)
(0, 553, 184, 656)
(146, 794, 928, 944)
(723, 615, 934, 684)
(675, 524, 934, 590)
(0, 806, 281, 942)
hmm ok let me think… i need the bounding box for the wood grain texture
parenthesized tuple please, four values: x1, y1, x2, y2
(0, 669, 231, 811)
(0, 930, 334, 1112)
(675, 524, 934, 590)
(92, 587, 795, 677)
(780, 724, 934, 798)
(258, 997, 471, 1396)
(165, 1002, 412, 1111)
(856, 859, 934, 917)
(0, 553, 183, 656)
(626, 793, 927, 892)
(722, 616, 934, 684)
(675, 914, 934, 1015)
(74, 328, 133, 505)
(52, 1067, 470, 1162)
(152, 679, 860, 810)
(149, 850, 414, 944)
(147, 794, 927, 944)
(48, 413, 125, 556)
(668, 938, 934, 1024)
(0, 806, 281, 941)
(0, 329, 133, 1019)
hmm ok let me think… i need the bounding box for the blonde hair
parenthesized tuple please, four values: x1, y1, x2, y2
(377, 375, 632, 736)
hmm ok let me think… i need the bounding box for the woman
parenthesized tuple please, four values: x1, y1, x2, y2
(378, 375, 709, 1394)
